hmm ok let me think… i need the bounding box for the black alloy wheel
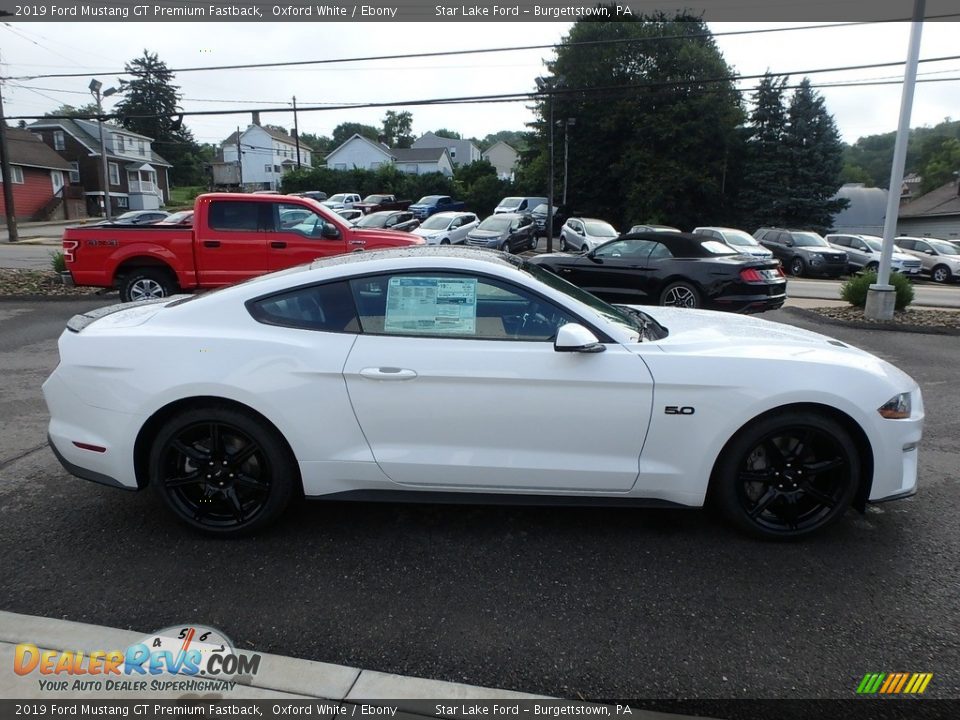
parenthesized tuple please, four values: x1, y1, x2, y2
(659, 281, 701, 309)
(150, 406, 295, 536)
(789, 257, 807, 277)
(713, 411, 859, 539)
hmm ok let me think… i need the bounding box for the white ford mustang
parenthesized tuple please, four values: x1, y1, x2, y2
(43, 248, 923, 539)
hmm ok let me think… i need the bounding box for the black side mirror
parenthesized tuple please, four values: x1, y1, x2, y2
(321, 223, 341, 240)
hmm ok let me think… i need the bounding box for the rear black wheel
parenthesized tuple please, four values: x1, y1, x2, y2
(120, 268, 178, 303)
(712, 411, 859, 540)
(149, 406, 296, 536)
(865, 262, 879, 273)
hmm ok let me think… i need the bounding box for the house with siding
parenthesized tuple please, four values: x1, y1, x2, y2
(0, 128, 78, 222)
(29, 119, 171, 217)
(898, 179, 960, 240)
(325, 134, 453, 176)
(411, 132, 481, 168)
(221, 122, 313, 191)
(482, 141, 519, 181)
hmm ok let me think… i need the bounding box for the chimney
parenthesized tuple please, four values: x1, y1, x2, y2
(251, 111, 261, 127)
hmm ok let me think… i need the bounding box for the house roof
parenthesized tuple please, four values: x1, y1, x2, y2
(3, 128, 72, 171)
(223, 125, 313, 150)
(391, 147, 449, 163)
(411, 133, 478, 164)
(482, 140, 518, 157)
(899, 180, 960, 218)
(27, 119, 172, 167)
(324, 133, 393, 161)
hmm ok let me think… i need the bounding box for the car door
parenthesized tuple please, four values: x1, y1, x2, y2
(342, 270, 653, 491)
(195, 199, 272, 287)
(562, 239, 659, 303)
(268, 202, 348, 270)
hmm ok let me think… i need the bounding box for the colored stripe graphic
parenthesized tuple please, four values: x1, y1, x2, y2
(857, 672, 932, 694)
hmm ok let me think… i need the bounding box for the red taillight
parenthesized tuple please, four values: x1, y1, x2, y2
(63, 240, 78, 263)
(739, 268, 763, 283)
(775, 266, 785, 278)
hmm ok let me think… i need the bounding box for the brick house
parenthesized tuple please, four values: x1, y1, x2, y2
(0, 128, 80, 223)
(28, 119, 172, 217)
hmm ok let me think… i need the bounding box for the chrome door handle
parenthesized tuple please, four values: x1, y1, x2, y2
(359, 367, 418, 381)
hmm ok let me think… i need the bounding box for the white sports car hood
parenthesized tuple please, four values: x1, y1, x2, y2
(631, 306, 910, 381)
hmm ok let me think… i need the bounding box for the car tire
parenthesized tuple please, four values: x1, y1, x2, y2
(119, 268, 178, 303)
(560, 236, 568, 252)
(788, 257, 806, 277)
(932, 264, 952, 283)
(711, 411, 859, 540)
(500, 241, 510, 253)
(149, 405, 297, 537)
(865, 262, 879, 273)
(659, 281, 701, 309)
(440, 238, 450, 245)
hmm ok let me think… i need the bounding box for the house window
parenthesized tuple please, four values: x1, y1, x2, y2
(1, 166, 25, 184)
(68, 162, 80, 183)
(264, 164, 272, 174)
(117, 196, 128, 208)
(138, 140, 145, 156)
(108, 162, 120, 186)
(274, 165, 281, 173)
(53, 131, 65, 151)
(449, 147, 456, 158)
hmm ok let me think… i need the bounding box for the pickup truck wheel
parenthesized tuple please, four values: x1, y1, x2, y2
(120, 268, 178, 303)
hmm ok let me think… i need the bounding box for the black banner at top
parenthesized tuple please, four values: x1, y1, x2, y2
(1, 0, 960, 22)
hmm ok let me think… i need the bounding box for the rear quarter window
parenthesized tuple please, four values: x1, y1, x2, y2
(247, 281, 359, 333)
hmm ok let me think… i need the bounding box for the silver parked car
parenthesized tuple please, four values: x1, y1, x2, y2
(896, 236, 960, 283)
(826, 234, 922, 276)
(693, 226, 774, 259)
(560, 218, 619, 252)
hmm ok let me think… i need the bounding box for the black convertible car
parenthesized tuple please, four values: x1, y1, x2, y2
(528, 231, 787, 313)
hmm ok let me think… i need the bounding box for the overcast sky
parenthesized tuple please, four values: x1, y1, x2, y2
(2, 21, 959, 149)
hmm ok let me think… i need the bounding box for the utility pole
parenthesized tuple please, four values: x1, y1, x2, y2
(0, 87, 19, 242)
(865, 0, 925, 321)
(562, 118, 575, 206)
(236, 126, 243, 188)
(547, 93, 555, 253)
(89, 79, 116, 221)
(292, 96, 301, 168)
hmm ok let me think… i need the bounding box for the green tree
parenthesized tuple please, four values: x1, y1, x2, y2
(531, 12, 744, 229)
(297, 131, 332, 161)
(44, 103, 101, 118)
(432, 128, 462, 139)
(919, 138, 960, 193)
(382, 110, 414, 148)
(331, 122, 380, 148)
(113, 50, 206, 186)
(739, 74, 791, 228)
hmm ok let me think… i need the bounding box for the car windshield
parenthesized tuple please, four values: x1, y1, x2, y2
(499, 198, 523, 209)
(356, 213, 390, 228)
(584, 221, 618, 237)
(416, 196, 442, 204)
(724, 230, 759, 247)
(329, 194, 348, 202)
(420, 215, 452, 230)
(115, 212, 140, 221)
(477, 217, 513, 232)
(532, 204, 549, 215)
(701, 240, 739, 255)
(930, 239, 960, 255)
(518, 259, 653, 338)
(163, 211, 191, 223)
(362, 195, 386, 203)
(791, 232, 829, 247)
(863, 238, 884, 251)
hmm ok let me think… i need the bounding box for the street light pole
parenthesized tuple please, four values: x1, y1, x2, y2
(562, 118, 575, 206)
(89, 79, 117, 221)
(547, 92, 555, 253)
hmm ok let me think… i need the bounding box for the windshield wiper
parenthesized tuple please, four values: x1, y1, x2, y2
(614, 305, 668, 341)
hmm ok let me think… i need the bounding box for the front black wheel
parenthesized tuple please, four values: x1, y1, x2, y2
(659, 281, 701, 309)
(120, 268, 178, 303)
(788, 257, 806, 277)
(932, 264, 952, 283)
(149, 406, 296, 536)
(712, 411, 859, 540)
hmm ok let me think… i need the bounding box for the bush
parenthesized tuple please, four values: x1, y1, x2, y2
(840, 270, 914, 311)
(49, 250, 66, 273)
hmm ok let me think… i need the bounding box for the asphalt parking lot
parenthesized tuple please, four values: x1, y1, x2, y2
(0, 298, 958, 702)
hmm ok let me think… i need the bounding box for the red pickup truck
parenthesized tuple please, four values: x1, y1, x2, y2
(62, 193, 424, 302)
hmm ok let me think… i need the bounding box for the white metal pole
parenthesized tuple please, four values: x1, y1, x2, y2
(866, 0, 924, 320)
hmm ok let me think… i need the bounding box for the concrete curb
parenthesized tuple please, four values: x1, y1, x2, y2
(782, 306, 960, 336)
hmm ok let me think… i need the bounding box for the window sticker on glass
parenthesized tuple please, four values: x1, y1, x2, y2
(384, 277, 477, 335)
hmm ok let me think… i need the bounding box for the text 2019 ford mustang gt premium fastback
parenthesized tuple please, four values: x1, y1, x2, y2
(43, 247, 923, 540)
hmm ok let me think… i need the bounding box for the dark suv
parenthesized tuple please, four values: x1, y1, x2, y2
(754, 228, 847, 278)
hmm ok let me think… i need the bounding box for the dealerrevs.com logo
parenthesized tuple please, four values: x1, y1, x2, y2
(13, 624, 261, 693)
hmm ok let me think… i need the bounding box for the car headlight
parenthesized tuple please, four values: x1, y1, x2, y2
(809, 253, 824, 263)
(878, 392, 911, 419)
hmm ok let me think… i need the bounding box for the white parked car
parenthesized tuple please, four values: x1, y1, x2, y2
(560, 218, 619, 252)
(322, 193, 361, 211)
(411, 211, 480, 245)
(693, 227, 774, 259)
(896, 236, 960, 283)
(44, 248, 923, 540)
(334, 208, 364, 224)
(825, 234, 922, 276)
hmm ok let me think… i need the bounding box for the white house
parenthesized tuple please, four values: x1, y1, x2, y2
(222, 123, 313, 191)
(482, 141, 519, 181)
(325, 134, 454, 176)
(411, 132, 481, 168)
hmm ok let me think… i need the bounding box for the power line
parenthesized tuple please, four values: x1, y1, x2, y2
(9, 54, 960, 123)
(6, 17, 960, 82)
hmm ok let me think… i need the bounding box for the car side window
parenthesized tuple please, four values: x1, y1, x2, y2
(208, 201, 272, 232)
(831, 236, 850, 247)
(247, 281, 359, 333)
(594, 239, 656, 259)
(648, 242, 673, 260)
(275, 203, 334, 239)
(349, 273, 575, 342)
